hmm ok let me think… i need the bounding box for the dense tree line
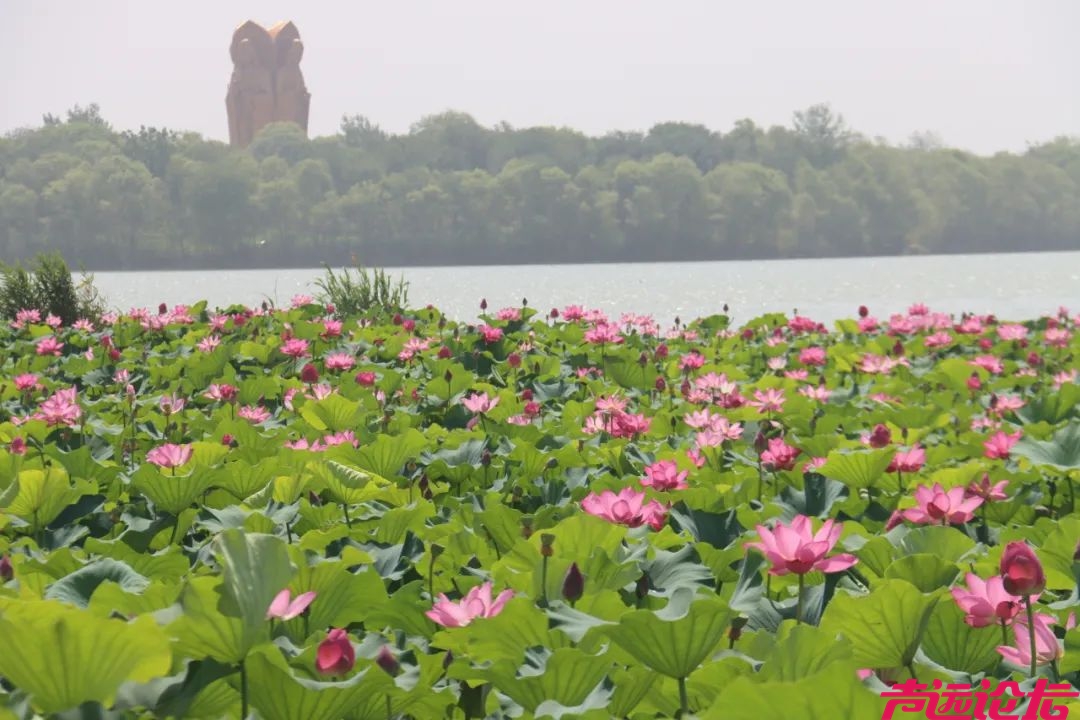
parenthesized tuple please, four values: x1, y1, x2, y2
(0, 103, 1078, 270)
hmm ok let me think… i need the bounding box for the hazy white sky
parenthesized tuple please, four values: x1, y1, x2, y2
(3, 0, 1078, 154)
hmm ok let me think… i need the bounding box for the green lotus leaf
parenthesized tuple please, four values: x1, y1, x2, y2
(607, 588, 731, 679)
(820, 579, 939, 669)
(920, 599, 1001, 674)
(817, 448, 894, 490)
(0, 599, 172, 714)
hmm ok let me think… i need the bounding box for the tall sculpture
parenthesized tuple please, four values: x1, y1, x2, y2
(226, 21, 310, 148)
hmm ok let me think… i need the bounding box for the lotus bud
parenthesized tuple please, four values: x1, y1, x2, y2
(540, 533, 556, 558)
(442, 650, 454, 670)
(1000, 541, 1046, 596)
(858, 305, 869, 318)
(430, 544, 445, 561)
(0, 555, 13, 582)
(562, 563, 584, 603)
(376, 645, 401, 677)
(728, 616, 748, 643)
(635, 574, 650, 599)
(480, 298, 488, 310)
(315, 629, 355, 676)
(300, 363, 320, 384)
(481, 450, 492, 467)
(655, 377, 666, 392)
(521, 516, 534, 540)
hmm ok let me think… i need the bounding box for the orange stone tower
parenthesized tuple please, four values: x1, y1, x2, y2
(226, 21, 310, 148)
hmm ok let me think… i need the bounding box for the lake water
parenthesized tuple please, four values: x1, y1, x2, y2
(91, 251, 1080, 325)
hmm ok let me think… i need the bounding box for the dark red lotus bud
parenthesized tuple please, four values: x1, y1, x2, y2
(967, 373, 982, 392)
(438, 346, 452, 359)
(109, 348, 121, 362)
(101, 335, 112, 348)
(562, 563, 584, 603)
(892, 340, 904, 356)
(741, 328, 754, 341)
(221, 433, 234, 447)
(376, 645, 400, 677)
(868, 424, 891, 448)
(480, 298, 488, 311)
(858, 305, 869, 318)
(521, 389, 533, 401)
(550, 308, 559, 319)
(444, 369, 453, 384)
(301, 363, 320, 384)
(481, 450, 492, 467)
(403, 319, 416, 332)
(392, 313, 403, 326)
(655, 377, 666, 392)
(728, 616, 748, 643)
(158, 303, 168, 315)
(655, 343, 669, 359)
(508, 353, 522, 368)
(1027, 352, 1042, 367)
(0, 555, 13, 582)
(635, 574, 650, 599)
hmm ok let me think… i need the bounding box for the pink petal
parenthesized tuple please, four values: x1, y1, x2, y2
(815, 553, 858, 573)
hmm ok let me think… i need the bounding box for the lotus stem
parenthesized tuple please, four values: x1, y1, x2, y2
(677, 675, 689, 717)
(1025, 595, 1037, 678)
(796, 573, 805, 625)
(240, 659, 249, 719)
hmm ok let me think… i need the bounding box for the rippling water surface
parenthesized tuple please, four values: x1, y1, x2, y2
(92, 251, 1080, 323)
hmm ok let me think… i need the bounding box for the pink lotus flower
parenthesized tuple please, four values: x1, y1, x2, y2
(584, 323, 624, 345)
(950, 573, 1025, 628)
(997, 613, 1062, 668)
(238, 405, 271, 424)
(9, 437, 26, 455)
(901, 484, 983, 525)
(970, 355, 1004, 374)
(1000, 541, 1046, 596)
(641, 460, 689, 491)
(14, 374, 39, 392)
(159, 394, 186, 415)
(679, 352, 706, 371)
(146, 443, 193, 469)
(799, 385, 831, 402)
(996, 324, 1028, 341)
(36, 337, 64, 356)
(798, 346, 827, 366)
(266, 589, 317, 620)
(478, 324, 504, 343)
(965, 475, 1009, 502)
(983, 430, 1021, 460)
(887, 446, 925, 473)
(316, 628, 356, 675)
(425, 581, 514, 628)
(204, 384, 238, 403)
(924, 331, 953, 349)
(355, 371, 377, 386)
(462, 392, 499, 414)
(863, 424, 892, 449)
(581, 487, 667, 530)
(745, 515, 858, 576)
(35, 387, 81, 427)
(802, 456, 828, 473)
(760, 437, 801, 471)
(749, 388, 786, 414)
(324, 353, 356, 371)
(280, 338, 310, 358)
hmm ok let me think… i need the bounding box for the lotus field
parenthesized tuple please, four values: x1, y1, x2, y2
(3, 298, 1080, 720)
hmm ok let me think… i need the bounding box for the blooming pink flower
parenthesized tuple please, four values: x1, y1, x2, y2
(745, 515, 857, 576)
(238, 405, 271, 424)
(965, 475, 1009, 502)
(984, 430, 1021, 460)
(950, 573, 1025, 629)
(36, 337, 64, 356)
(324, 353, 356, 371)
(799, 347, 826, 366)
(495, 307, 521, 321)
(204, 384, 238, 403)
(197, 335, 220, 353)
(478, 325, 503, 343)
(581, 487, 667, 530)
(802, 456, 828, 473)
(970, 356, 1004, 374)
(901, 484, 982, 525)
(14, 374, 39, 392)
(321, 319, 343, 339)
(267, 589, 317, 620)
(641, 460, 689, 491)
(355, 371, 377, 386)
(887, 446, 926, 473)
(159, 394, 186, 415)
(863, 424, 892, 449)
(680, 352, 706, 371)
(316, 628, 355, 675)
(760, 437, 801, 471)
(924, 331, 953, 349)
(583, 323, 624, 345)
(146, 443, 193, 469)
(1045, 328, 1071, 348)
(290, 294, 314, 308)
(462, 392, 499, 414)
(996, 324, 1028, 341)
(997, 613, 1062, 668)
(749, 388, 786, 414)
(280, 338, 310, 358)
(34, 387, 81, 427)
(9, 437, 27, 455)
(425, 582, 514, 628)
(799, 385, 831, 402)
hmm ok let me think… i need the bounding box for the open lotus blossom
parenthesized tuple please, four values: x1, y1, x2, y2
(581, 487, 667, 530)
(900, 484, 983, 525)
(950, 573, 1026, 628)
(984, 430, 1022, 459)
(965, 475, 1009, 502)
(760, 437, 801, 471)
(426, 581, 514, 628)
(746, 515, 857, 576)
(749, 388, 786, 414)
(462, 392, 499, 414)
(640, 460, 689, 491)
(34, 387, 82, 427)
(146, 443, 193, 469)
(315, 628, 356, 675)
(997, 613, 1062, 669)
(266, 589, 317, 620)
(36, 336, 64, 356)
(887, 446, 925, 473)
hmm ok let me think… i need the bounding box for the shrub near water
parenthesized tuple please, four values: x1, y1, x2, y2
(0, 297, 1079, 719)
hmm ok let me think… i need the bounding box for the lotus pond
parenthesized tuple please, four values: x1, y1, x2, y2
(1, 299, 1080, 719)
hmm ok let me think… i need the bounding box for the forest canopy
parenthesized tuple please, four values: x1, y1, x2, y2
(1, 103, 1078, 269)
